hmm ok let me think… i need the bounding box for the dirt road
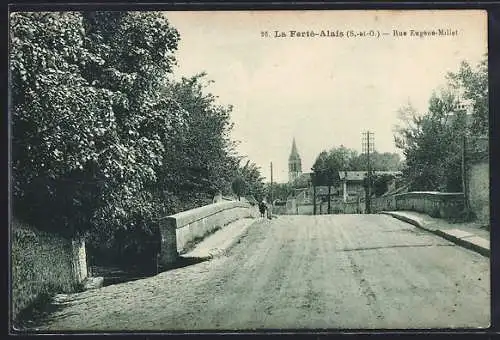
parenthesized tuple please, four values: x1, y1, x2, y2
(32, 214, 490, 331)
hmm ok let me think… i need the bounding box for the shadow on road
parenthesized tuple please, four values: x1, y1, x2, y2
(161, 256, 208, 271)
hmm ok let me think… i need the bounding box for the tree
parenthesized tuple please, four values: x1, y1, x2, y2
(231, 175, 247, 201)
(348, 151, 402, 171)
(447, 56, 488, 136)
(10, 11, 269, 265)
(269, 182, 294, 201)
(363, 173, 398, 197)
(240, 160, 266, 200)
(312, 149, 345, 213)
(155, 73, 238, 209)
(394, 56, 487, 193)
(11, 11, 186, 266)
(394, 84, 471, 192)
(312, 145, 402, 175)
(311, 151, 330, 186)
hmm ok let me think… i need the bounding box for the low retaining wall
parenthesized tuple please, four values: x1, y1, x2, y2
(394, 191, 465, 218)
(12, 219, 87, 323)
(372, 195, 396, 213)
(158, 201, 256, 267)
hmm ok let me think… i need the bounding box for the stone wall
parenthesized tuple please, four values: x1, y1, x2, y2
(12, 219, 88, 323)
(298, 204, 314, 215)
(158, 201, 257, 267)
(340, 200, 365, 214)
(467, 161, 489, 225)
(394, 192, 465, 218)
(371, 195, 397, 213)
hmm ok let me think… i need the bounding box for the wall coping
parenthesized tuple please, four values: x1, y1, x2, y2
(164, 201, 251, 229)
(395, 191, 464, 200)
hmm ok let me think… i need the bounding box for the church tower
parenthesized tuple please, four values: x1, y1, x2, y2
(288, 138, 302, 182)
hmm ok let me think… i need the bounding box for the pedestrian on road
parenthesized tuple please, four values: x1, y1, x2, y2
(259, 200, 267, 218)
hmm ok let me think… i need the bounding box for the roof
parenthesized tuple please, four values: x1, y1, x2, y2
(339, 171, 402, 182)
(339, 171, 366, 181)
(292, 171, 402, 186)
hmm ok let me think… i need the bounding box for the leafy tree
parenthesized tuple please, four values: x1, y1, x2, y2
(348, 151, 402, 171)
(311, 145, 402, 178)
(268, 182, 294, 201)
(10, 11, 268, 266)
(239, 160, 266, 200)
(363, 173, 398, 197)
(231, 175, 247, 201)
(155, 73, 238, 209)
(447, 56, 488, 136)
(11, 12, 122, 237)
(394, 83, 472, 192)
(311, 151, 330, 186)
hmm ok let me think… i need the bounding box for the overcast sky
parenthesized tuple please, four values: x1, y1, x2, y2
(164, 10, 487, 183)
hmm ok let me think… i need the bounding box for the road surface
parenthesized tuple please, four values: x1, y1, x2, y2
(32, 214, 490, 331)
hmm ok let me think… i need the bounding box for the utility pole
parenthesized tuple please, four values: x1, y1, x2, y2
(462, 133, 469, 213)
(270, 161, 273, 218)
(362, 131, 375, 214)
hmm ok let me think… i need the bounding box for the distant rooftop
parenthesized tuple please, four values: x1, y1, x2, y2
(292, 170, 402, 185)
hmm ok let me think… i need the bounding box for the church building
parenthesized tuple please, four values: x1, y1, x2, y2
(288, 138, 302, 182)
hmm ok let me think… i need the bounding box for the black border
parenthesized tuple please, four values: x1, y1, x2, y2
(5, 1, 500, 338)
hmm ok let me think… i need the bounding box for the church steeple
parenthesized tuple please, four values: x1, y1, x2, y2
(288, 138, 302, 182)
(289, 138, 299, 160)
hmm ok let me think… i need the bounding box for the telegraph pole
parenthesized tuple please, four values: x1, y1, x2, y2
(362, 131, 375, 214)
(270, 162, 274, 218)
(462, 133, 470, 213)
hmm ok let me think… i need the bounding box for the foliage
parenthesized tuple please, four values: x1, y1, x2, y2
(268, 182, 294, 201)
(312, 151, 345, 186)
(350, 151, 403, 171)
(231, 175, 247, 201)
(447, 56, 488, 136)
(311, 145, 402, 187)
(155, 73, 239, 205)
(230, 159, 266, 201)
(10, 11, 252, 258)
(394, 56, 487, 192)
(240, 160, 266, 201)
(363, 173, 398, 197)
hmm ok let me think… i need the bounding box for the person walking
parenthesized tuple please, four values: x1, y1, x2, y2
(259, 200, 267, 218)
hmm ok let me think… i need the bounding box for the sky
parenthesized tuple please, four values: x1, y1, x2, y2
(164, 10, 487, 183)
